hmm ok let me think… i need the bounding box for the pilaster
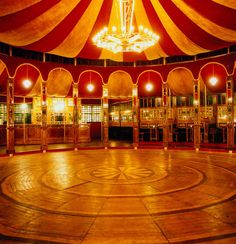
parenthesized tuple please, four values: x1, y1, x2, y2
(73, 83, 79, 149)
(6, 78, 15, 155)
(162, 82, 169, 148)
(41, 81, 47, 152)
(193, 79, 201, 150)
(132, 85, 138, 149)
(226, 75, 234, 151)
(102, 85, 109, 148)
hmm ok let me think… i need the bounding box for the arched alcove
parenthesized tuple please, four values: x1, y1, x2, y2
(108, 71, 133, 97)
(78, 70, 103, 98)
(14, 64, 41, 97)
(47, 68, 73, 97)
(199, 63, 227, 94)
(107, 71, 133, 143)
(137, 70, 163, 97)
(167, 68, 194, 96)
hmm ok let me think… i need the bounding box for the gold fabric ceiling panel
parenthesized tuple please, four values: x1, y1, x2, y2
(0, 0, 235, 61)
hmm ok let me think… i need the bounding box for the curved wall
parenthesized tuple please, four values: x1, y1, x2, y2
(0, 52, 235, 98)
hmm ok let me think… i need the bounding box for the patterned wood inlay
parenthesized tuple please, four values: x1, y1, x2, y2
(0, 149, 236, 243)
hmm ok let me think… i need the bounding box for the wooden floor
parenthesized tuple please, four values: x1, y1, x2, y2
(0, 149, 236, 243)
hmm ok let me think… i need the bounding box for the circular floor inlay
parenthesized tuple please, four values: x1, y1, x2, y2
(91, 167, 154, 180)
(1, 150, 236, 243)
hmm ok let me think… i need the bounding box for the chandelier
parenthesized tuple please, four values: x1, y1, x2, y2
(92, 0, 159, 53)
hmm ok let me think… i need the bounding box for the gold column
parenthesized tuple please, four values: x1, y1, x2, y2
(132, 85, 138, 149)
(193, 79, 201, 150)
(6, 78, 15, 155)
(41, 81, 47, 152)
(226, 75, 234, 151)
(162, 82, 169, 149)
(168, 88, 173, 143)
(102, 85, 109, 148)
(73, 83, 79, 149)
(203, 84, 209, 143)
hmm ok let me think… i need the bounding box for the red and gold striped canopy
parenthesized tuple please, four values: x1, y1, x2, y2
(0, 0, 236, 62)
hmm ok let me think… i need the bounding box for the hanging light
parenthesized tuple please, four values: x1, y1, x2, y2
(23, 79, 32, 88)
(209, 64, 218, 86)
(23, 65, 32, 89)
(145, 82, 153, 92)
(87, 72, 95, 92)
(209, 77, 218, 86)
(145, 72, 153, 92)
(93, 0, 159, 53)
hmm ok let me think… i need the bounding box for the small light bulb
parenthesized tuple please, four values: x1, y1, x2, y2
(145, 82, 153, 92)
(23, 79, 32, 88)
(87, 83, 94, 92)
(209, 77, 218, 86)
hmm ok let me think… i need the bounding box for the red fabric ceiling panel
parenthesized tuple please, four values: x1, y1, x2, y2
(184, 0, 236, 30)
(24, 0, 91, 53)
(78, 0, 113, 59)
(0, 0, 235, 61)
(144, 0, 185, 56)
(0, 0, 60, 32)
(159, 0, 229, 50)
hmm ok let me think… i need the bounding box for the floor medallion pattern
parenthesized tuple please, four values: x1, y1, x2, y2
(0, 149, 236, 243)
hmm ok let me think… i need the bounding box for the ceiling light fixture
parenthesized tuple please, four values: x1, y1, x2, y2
(23, 65, 32, 89)
(209, 77, 218, 86)
(209, 64, 218, 86)
(87, 72, 94, 92)
(145, 82, 153, 92)
(145, 72, 153, 92)
(93, 0, 159, 53)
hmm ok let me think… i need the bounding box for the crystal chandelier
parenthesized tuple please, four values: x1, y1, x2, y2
(93, 0, 159, 53)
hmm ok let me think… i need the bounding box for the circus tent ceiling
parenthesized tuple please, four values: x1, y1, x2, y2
(0, 0, 236, 62)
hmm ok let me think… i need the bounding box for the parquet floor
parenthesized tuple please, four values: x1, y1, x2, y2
(0, 149, 236, 243)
